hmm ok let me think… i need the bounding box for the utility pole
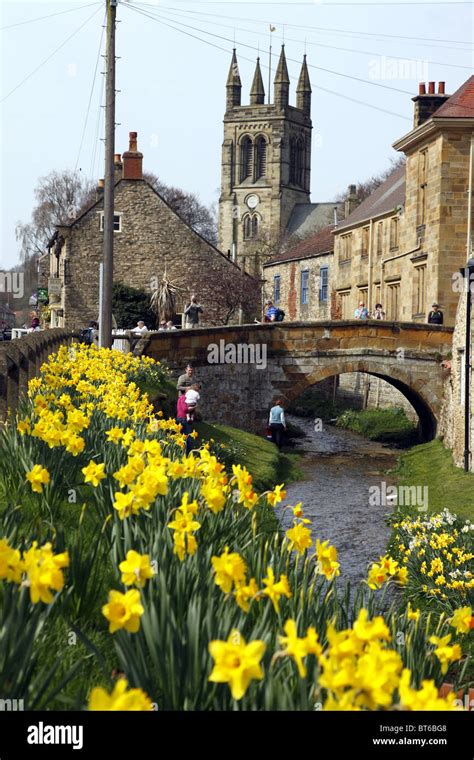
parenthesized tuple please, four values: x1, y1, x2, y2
(99, 0, 117, 349)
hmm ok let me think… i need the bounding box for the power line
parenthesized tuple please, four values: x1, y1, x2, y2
(129, 4, 417, 95)
(133, 1, 474, 5)
(149, 3, 472, 70)
(75, 10, 107, 172)
(0, 7, 102, 104)
(0, 2, 100, 31)
(124, 3, 412, 120)
(146, 2, 473, 48)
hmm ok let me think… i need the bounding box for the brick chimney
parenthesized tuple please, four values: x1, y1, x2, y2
(344, 184, 359, 218)
(122, 132, 143, 180)
(412, 82, 449, 128)
(114, 153, 123, 183)
(96, 178, 105, 201)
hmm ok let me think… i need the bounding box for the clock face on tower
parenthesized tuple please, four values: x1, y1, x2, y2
(246, 194, 259, 210)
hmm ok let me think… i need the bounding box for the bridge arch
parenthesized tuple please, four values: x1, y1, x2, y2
(283, 360, 438, 442)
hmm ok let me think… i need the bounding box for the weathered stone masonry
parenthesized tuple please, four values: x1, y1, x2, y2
(144, 321, 453, 441)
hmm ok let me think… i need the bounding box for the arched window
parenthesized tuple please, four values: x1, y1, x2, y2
(240, 136, 253, 182)
(252, 215, 259, 238)
(243, 215, 252, 239)
(255, 136, 267, 179)
(289, 136, 304, 187)
(296, 138, 304, 187)
(289, 137, 297, 184)
(243, 214, 259, 240)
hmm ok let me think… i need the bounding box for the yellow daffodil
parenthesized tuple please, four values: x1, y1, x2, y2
(398, 669, 461, 711)
(102, 589, 144, 633)
(262, 567, 292, 613)
(429, 634, 462, 675)
(89, 679, 153, 711)
(208, 630, 265, 700)
(211, 547, 247, 594)
(279, 619, 311, 678)
(450, 606, 473, 634)
(0, 538, 22, 583)
(21, 542, 69, 604)
(119, 551, 155, 588)
(285, 521, 312, 555)
(315, 539, 340, 581)
(407, 602, 420, 622)
(26, 465, 50, 493)
(82, 461, 106, 487)
(266, 483, 286, 507)
(234, 578, 260, 612)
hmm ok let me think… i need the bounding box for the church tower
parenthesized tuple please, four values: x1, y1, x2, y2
(218, 47, 312, 277)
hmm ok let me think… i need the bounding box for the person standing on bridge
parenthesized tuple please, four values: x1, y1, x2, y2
(269, 399, 287, 450)
(184, 295, 203, 329)
(354, 301, 369, 320)
(372, 303, 386, 320)
(427, 302, 443, 325)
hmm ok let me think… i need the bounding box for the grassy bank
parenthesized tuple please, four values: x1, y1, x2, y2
(196, 421, 302, 493)
(336, 408, 418, 447)
(393, 439, 474, 521)
(137, 371, 303, 493)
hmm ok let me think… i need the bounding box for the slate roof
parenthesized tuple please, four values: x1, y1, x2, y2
(335, 163, 406, 232)
(286, 202, 342, 237)
(265, 224, 335, 266)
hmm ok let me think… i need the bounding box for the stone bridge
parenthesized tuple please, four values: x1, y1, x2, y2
(144, 321, 454, 441)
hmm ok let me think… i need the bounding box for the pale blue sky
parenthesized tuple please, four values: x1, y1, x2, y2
(1, 0, 472, 268)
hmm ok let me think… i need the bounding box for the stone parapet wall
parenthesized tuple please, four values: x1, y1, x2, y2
(144, 320, 452, 439)
(0, 330, 76, 420)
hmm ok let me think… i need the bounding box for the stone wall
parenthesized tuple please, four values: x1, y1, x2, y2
(0, 330, 76, 419)
(144, 321, 452, 440)
(337, 372, 418, 421)
(439, 286, 474, 470)
(263, 254, 331, 322)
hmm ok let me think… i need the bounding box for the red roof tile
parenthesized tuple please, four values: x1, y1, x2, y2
(433, 76, 474, 119)
(265, 224, 335, 266)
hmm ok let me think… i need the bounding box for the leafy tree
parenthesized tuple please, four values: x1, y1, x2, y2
(112, 282, 156, 330)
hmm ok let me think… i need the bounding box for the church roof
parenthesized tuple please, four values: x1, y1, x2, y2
(297, 55, 311, 93)
(335, 163, 406, 232)
(286, 202, 342, 238)
(250, 58, 265, 101)
(226, 48, 241, 88)
(265, 224, 335, 266)
(274, 45, 290, 84)
(432, 75, 474, 119)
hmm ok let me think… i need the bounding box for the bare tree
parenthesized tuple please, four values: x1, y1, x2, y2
(143, 172, 217, 244)
(334, 156, 406, 204)
(16, 170, 95, 261)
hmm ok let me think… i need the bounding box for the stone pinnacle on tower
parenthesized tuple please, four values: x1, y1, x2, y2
(296, 55, 311, 115)
(274, 45, 290, 110)
(226, 48, 242, 109)
(250, 57, 265, 105)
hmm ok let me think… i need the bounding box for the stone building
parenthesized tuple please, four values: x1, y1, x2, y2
(218, 47, 337, 278)
(47, 133, 259, 330)
(440, 283, 472, 469)
(332, 77, 474, 327)
(262, 225, 334, 321)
